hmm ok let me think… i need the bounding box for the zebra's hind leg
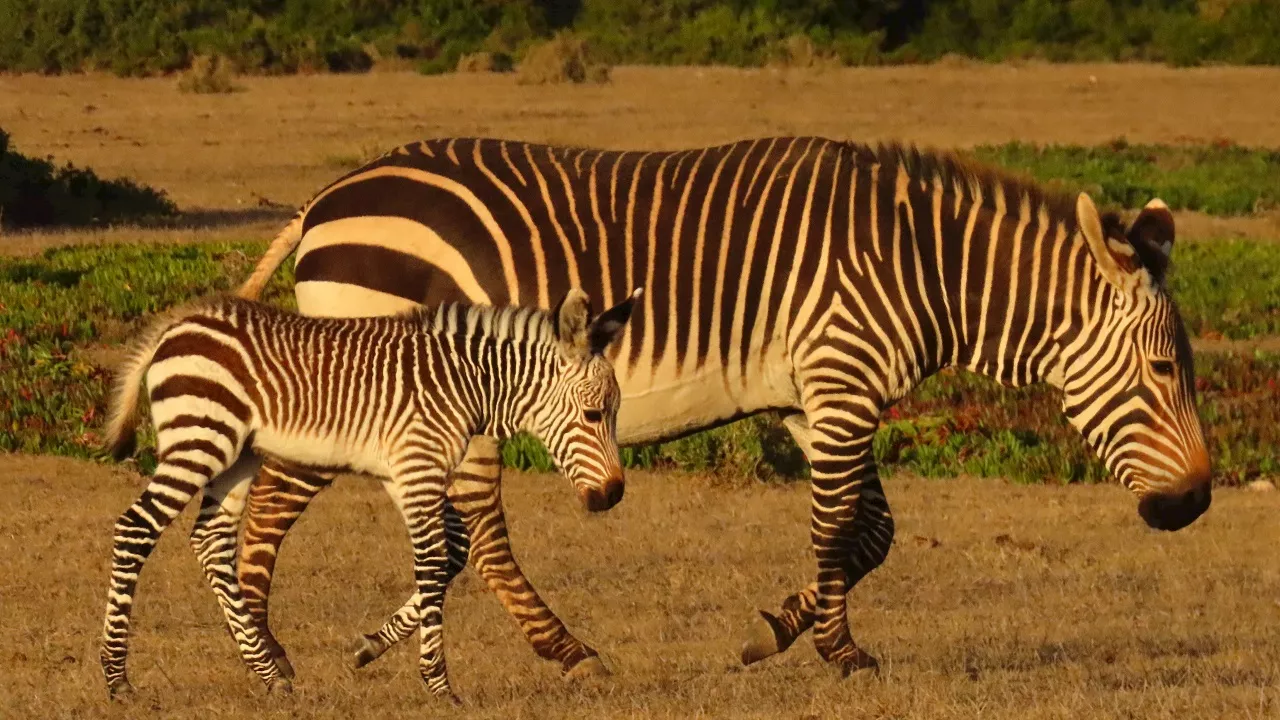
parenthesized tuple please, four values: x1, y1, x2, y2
(238, 458, 335, 680)
(189, 453, 291, 693)
(353, 495, 469, 669)
(101, 459, 218, 697)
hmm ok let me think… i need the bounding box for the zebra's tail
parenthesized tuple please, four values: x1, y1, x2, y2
(104, 313, 177, 461)
(236, 208, 305, 300)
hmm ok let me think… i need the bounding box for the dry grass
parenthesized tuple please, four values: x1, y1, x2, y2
(456, 52, 514, 75)
(1, 454, 1277, 718)
(177, 55, 240, 95)
(2, 64, 1279, 253)
(515, 33, 610, 86)
(4, 64, 1280, 215)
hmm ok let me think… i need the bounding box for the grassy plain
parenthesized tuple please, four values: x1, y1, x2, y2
(1, 454, 1277, 720)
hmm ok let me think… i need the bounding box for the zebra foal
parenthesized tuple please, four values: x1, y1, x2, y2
(99, 288, 639, 702)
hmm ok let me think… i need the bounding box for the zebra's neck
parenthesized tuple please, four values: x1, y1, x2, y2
(844, 146, 1107, 399)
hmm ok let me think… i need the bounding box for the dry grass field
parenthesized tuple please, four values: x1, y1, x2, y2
(3, 63, 1280, 256)
(1, 454, 1277, 719)
(4, 64, 1280, 718)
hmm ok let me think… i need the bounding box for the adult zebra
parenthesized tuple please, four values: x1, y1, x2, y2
(234, 137, 1212, 680)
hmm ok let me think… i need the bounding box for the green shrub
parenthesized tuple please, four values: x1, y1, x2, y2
(0, 129, 177, 231)
(2, 238, 1278, 485)
(3, 0, 1279, 76)
(971, 140, 1280, 216)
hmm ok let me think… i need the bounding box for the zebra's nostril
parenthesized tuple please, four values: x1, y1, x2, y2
(605, 479, 625, 507)
(1138, 483, 1211, 532)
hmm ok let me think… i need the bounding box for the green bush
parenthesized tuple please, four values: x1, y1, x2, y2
(2, 238, 1277, 485)
(1, 1, 1278, 76)
(0, 128, 176, 231)
(971, 140, 1280, 216)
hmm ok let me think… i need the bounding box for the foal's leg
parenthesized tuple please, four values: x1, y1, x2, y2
(354, 435, 606, 678)
(189, 453, 291, 692)
(352, 495, 469, 668)
(382, 446, 458, 703)
(101, 459, 214, 697)
(237, 458, 334, 679)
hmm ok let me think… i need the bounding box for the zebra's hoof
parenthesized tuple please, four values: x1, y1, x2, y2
(267, 676, 294, 695)
(107, 679, 136, 701)
(562, 655, 610, 683)
(352, 633, 384, 670)
(836, 651, 880, 679)
(741, 610, 790, 666)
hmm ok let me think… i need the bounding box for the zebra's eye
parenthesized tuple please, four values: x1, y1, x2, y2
(1150, 360, 1175, 377)
(583, 409, 603, 423)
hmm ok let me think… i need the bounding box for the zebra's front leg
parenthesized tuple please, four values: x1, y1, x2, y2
(189, 453, 292, 693)
(237, 457, 334, 681)
(743, 413, 819, 666)
(382, 453, 459, 704)
(746, 402, 892, 676)
(353, 495, 469, 669)
(354, 436, 605, 680)
(451, 435, 606, 679)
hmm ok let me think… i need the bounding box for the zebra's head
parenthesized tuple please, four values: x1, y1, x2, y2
(530, 288, 641, 513)
(1056, 194, 1211, 531)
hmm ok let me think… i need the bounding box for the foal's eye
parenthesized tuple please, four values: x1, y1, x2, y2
(583, 409, 603, 423)
(1150, 360, 1175, 377)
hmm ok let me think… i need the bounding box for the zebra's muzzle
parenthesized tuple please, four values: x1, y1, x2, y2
(1137, 482, 1211, 531)
(580, 477, 625, 513)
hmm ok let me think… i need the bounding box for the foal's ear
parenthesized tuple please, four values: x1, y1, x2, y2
(553, 288, 593, 354)
(588, 288, 642, 356)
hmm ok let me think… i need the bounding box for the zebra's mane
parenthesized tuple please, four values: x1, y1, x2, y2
(408, 301, 558, 346)
(861, 141, 1112, 234)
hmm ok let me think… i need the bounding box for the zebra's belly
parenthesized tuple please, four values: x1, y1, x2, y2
(613, 344, 800, 445)
(251, 427, 390, 477)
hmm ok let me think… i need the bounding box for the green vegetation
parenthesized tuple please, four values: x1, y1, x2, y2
(1, 1, 1278, 76)
(972, 140, 1280, 217)
(3, 238, 1277, 486)
(0, 129, 177, 231)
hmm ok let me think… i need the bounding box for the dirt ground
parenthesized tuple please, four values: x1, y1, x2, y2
(3, 63, 1280, 256)
(1, 454, 1276, 719)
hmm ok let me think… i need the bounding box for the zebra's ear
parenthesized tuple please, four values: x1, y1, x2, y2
(553, 288, 593, 354)
(587, 288, 642, 356)
(1126, 198, 1175, 285)
(1077, 192, 1146, 292)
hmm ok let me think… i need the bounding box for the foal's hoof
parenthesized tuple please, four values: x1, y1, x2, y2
(741, 610, 790, 666)
(562, 655, 610, 683)
(835, 651, 880, 679)
(107, 679, 136, 701)
(352, 633, 385, 669)
(266, 676, 294, 695)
